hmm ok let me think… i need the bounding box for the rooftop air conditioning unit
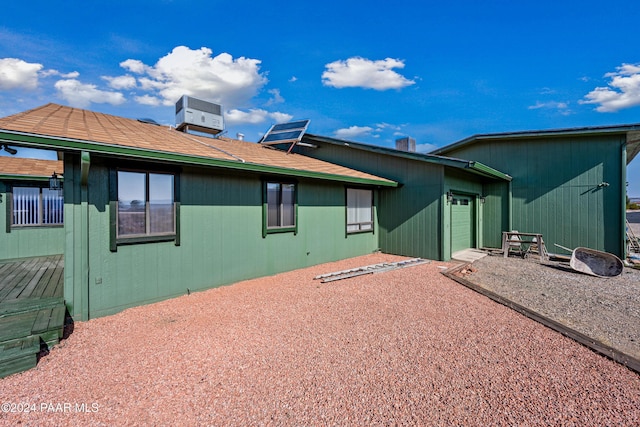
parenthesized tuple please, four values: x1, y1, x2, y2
(175, 95, 224, 135)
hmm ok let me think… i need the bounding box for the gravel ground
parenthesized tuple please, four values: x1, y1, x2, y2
(1, 253, 639, 426)
(465, 252, 640, 361)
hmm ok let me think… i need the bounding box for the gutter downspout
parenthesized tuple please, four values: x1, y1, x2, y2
(622, 138, 628, 259)
(508, 180, 513, 232)
(81, 151, 90, 320)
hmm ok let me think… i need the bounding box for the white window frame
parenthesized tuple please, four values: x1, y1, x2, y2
(12, 186, 64, 227)
(346, 188, 373, 234)
(265, 181, 297, 231)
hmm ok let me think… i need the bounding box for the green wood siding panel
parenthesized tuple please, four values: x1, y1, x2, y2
(481, 182, 509, 248)
(443, 135, 625, 256)
(63, 154, 89, 319)
(0, 182, 64, 260)
(63, 160, 379, 319)
(296, 144, 444, 260)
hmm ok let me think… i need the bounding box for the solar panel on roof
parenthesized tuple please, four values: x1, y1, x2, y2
(260, 119, 310, 146)
(263, 130, 305, 144)
(271, 120, 310, 132)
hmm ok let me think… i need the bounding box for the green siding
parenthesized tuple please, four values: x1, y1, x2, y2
(0, 181, 64, 260)
(65, 159, 380, 319)
(296, 144, 445, 260)
(481, 181, 509, 248)
(442, 135, 625, 256)
(63, 154, 89, 319)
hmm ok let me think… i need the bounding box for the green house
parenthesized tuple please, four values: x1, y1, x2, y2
(297, 126, 639, 261)
(0, 104, 397, 320)
(2, 103, 637, 323)
(431, 126, 640, 258)
(295, 135, 511, 261)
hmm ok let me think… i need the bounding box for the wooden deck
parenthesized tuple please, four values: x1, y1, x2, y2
(0, 255, 66, 378)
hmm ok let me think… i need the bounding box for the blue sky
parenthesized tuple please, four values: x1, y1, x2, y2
(1, 0, 640, 195)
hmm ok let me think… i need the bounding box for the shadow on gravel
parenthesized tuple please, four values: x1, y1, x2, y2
(37, 309, 75, 364)
(541, 262, 575, 274)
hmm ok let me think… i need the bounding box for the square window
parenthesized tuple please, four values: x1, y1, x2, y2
(116, 170, 175, 239)
(12, 186, 63, 226)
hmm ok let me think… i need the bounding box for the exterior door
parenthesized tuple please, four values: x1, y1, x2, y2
(451, 194, 475, 253)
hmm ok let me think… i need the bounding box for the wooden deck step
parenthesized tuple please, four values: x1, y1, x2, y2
(0, 255, 66, 378)
(0, 335, 40, 378)
(0, 296, 64, 316)
(0, 303, 67, 378)
(32, 305, 66, 347)
(0, 335, 40, 361)
(0, 311, 39, 342)
(0, 353, 37, 379)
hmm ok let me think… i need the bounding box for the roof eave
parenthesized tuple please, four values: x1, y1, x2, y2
(0, 173, 53, 181)
(432, 124, 640, 156)
(468, 161, 512, 181)
(0, 130, 398, 188)
(304, 134, 511, 181)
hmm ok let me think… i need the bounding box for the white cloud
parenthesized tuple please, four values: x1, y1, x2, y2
(40, 69, 79, 79)
(269, 111, 294, 123)
(334, 125, 374, 139)
(116, 46, 268, 108)
(375, 122, 402, 132)
(265, 88, 284, 106)
(581, 63, 640, 112)
(103, 75, 137, 90)
(54, 79, 126, 108)
(289, 76, 297, 82)
(322, 57, 415, 90)
(225, 108, 292, 126)
(605, 63, 640, 77)
(528, 101, 569, 111)
(120, 59, 148, 74)
(134, 94, 162, 106)
(0, 58, 43, 90)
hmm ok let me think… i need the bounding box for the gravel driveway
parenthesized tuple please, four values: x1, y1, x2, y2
(464, 253, 640, 361)
(1, 253, 639, 426)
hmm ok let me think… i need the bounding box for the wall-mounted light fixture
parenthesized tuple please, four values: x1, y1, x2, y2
(446, 191, 453, 204)
(49, 172, 62, 191)
(479, 196, 486, 204)
(597, 182, 610, 188)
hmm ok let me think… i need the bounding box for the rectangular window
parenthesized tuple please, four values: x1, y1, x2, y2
(117, 171, 175, 238)
(346, 188, 373, 233)
(264, 181, 296, 235)
(12, 186, 64, 226)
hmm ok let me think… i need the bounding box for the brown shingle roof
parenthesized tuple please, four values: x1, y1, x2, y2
(0, 156, 63, 178)
(0, 104, 396, 186)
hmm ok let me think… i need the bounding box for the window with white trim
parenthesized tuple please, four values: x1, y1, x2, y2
(12, 186, 63, 226)
(346, 188, 373, 233)
(266, 182, 296, 229)
(117, 171, 175, 238)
